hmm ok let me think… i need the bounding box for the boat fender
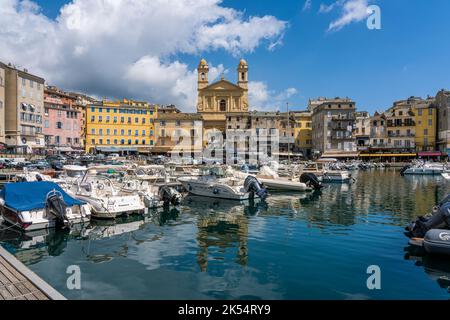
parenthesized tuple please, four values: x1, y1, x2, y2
(213, 188, 220, 195)
(300, 173, 322, 190)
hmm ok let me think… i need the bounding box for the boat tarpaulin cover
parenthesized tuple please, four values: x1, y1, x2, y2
(0, 181, 85, 211)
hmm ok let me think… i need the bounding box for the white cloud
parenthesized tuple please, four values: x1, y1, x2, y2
(0, 0, 288, 111)
(248, 81, 298, 111)
(319, 0, 371, 31)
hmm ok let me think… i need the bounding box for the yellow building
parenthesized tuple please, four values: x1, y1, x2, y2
(153, 112, 203, 158)
(85, 99, 157, 154)
(293, 111, 312, 158)
(413, 97, 437, 152)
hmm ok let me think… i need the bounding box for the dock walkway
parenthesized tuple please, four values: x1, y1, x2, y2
(0, 245, 66, 300)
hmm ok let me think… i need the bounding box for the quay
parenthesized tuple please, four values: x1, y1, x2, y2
(0, 245, 66, 300)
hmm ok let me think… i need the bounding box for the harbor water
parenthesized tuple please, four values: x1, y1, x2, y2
(1, 169, 450, 299)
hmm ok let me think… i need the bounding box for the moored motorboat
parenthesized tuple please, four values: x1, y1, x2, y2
(0, 181, 91, 231)
(178, 167, 268, 200)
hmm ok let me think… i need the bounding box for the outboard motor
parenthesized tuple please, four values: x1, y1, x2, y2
(46, 191, 70, 228)
(400, 165, 411, 176)
(300, 173, 322, 190)
(406, 197, 450, 238)
(159, 186, 182, 206)
(244, 176, 268, 199)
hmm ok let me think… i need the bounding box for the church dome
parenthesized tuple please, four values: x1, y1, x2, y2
(199, 59, 208, 67)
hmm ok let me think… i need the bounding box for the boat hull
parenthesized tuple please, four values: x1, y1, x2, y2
(257, 178, 311, 191)
(179, 180, 251, 200)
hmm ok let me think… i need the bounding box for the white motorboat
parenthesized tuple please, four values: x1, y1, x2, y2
(178, 167, 268, 201)
(442, 172, 450, 180)
(236, 166, 321, 192)
(118, 178, 182, 208)
(63, 167, 146, 219)
(13, 168, 53, 182)
(0, 181, 91, 231)
(401, 161, 448, 176)
(322, 170, 353, 183)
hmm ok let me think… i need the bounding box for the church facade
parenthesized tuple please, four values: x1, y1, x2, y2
(197, 59, 249, 132)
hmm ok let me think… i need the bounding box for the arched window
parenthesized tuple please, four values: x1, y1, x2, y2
(241, 72, 245, 81)
(219, 99, 226, 112)
(201, 73, 205, 80)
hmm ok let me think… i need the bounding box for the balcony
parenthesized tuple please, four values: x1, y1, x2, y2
(387, 133, 415, 138)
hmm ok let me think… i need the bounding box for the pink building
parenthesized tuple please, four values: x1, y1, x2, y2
(43, 86, 82, 151)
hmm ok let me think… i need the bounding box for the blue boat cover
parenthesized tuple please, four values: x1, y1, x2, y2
(0, 181, 85, 212)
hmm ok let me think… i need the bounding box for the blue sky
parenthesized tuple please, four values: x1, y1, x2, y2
(9, 0, 450, 113)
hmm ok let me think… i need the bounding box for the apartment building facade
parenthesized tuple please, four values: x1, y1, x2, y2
(0, 64, 5, 144)
(436, 89, 450, 154)
(154, 113, 203, 159)
(412, 97, 437, 152)
(354, 111, 371, 151)
(311, 98, 357, 157)
(2, 63, 45, 154)
(43, 86, 82, 150)
(293, 111, 312, 158)
(85, 99, 157, 154)
(385, 100, 416, 153)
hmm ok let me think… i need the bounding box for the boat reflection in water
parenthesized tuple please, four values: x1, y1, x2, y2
(405, 245, 450, 292)
(0, 222, 86, 265)
(185, 196, 267, 272)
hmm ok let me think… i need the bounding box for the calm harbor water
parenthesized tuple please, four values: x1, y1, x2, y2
(1, 169, 450, 299)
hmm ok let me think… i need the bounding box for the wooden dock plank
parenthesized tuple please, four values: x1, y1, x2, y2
(0, 246, 65, 300)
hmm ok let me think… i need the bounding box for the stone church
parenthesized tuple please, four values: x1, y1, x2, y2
(197, 59, 249, 132)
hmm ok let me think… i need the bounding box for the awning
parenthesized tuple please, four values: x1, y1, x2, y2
(96, 147, 138, 152)
(55, 146, 74, 152)
(321, 153, 359, 158)
(359, 153, 416, 157)
(418, 151, 443, 157)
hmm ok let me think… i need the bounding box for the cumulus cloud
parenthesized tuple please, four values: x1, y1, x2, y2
(0, 0, 288, 111)
(248, 81, 298, 111)
(319, 0, 371, 31)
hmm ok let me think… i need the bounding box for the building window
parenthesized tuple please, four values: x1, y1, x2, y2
(219, 99, 226, 112)
(160, 121, 166, 126)
(150, 130, 154, 136)
(121, 117, 124, 123)
(99, 129, 103, 135)
(107, 129, 110, 135)
(128, 129, 131, 136)
(121, 129, 124, 135)
(91, 115, 95, 122)
(428, 119, 432, 126)
(44, 120, 49, 128)
(128, 117, 131, 123)
(128, 139, 132, 145)
(98, 108, 102, 113)
(107, 139, 110, 145)
(56, 121, 63, 129)
(67, 137, 72, 144)
(176, 120, 181, 126)
(98, 116, 102, 122)
(135, 139, 139, 145)
(135, 130, 139, 136)
(91, 107, 95, 112)
(114, 139, 118, 144)
(91, 129, 95, 134)
(91, 139, 95, 145)
(99, 139, 103, 145)
(428, 108, 433, 116)
(424, 129, 428, 135)
(142, 130, 146, 136)
(106, 116, 110, 122)
(135, 117, 139, 123)
(114, 116, 117, 123)
(150, 140, 153, 145)
(114, 129, 118, 135)
(121, 139, 125, 145)
(55, 136, 60, 144)
(142, 118, 146, 124)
